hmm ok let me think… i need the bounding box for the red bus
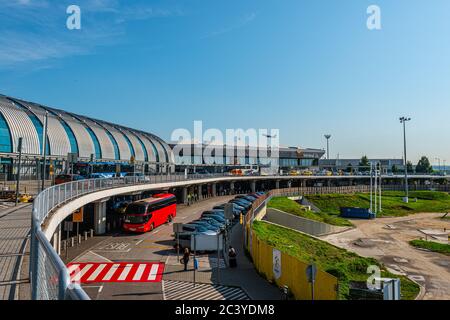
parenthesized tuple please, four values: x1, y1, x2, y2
(123, 194, 177, 233)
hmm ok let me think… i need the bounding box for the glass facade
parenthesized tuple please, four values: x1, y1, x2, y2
(85, 127, 102, 159)
(0, 113, 12, 153)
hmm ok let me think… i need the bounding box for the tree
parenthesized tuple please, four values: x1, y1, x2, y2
(359, 155, 370, 172)
(406, 161, 414, 173)
(415, 156, 433, 174)
(392, 164, 399, 173)
(346, 163, 353, 173)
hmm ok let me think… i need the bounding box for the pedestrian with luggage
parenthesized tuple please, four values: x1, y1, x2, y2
(182, 248, 190, 271)
(228, 246, 237, 268)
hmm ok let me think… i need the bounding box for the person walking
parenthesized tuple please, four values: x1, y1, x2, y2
(187, 193, 191, 206)
(182, 248, 190, 271)
(228, 246, 237, 268)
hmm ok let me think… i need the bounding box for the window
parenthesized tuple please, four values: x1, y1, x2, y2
(0, 113, 12, 153)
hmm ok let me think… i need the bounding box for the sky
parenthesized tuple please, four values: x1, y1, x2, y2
(1, 0, 450, 164)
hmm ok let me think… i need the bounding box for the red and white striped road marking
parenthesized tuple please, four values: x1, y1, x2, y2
(67, 262, 165, 284)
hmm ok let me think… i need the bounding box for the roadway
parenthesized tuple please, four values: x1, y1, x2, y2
(67, 195, 254, 300)
(321, 213, 450, 300)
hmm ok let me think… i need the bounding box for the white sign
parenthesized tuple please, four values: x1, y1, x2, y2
(273, 248, 282, 280)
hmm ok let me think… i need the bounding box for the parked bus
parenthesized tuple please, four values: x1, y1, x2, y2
(123, 194, 177, 233)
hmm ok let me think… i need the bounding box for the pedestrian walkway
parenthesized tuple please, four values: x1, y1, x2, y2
(67, 262, 165, 283)
(0, 205, 32, 300)
(161, 223, 282, 300)
(162, 280, 250, 300)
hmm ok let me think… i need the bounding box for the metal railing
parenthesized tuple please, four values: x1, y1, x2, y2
(29, 172, 450, 300)
(30, 172, 228, 300)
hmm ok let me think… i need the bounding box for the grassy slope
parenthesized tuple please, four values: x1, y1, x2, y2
(267, 197, 353, 227)
(410, 240, 450, 255)
(253, 221, 420, 300)
(306, 191, 450, 217)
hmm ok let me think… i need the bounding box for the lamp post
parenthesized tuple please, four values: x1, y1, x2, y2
(435, 157, 441, 175)
(444, 160, 447, 175)
(324, 135, 331, 160)
(399, 117, 411, 203)
(41, 111, 48, 192)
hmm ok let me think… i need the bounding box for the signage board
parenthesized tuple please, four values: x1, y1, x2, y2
(306, 264, 317, 283)
(64, 221, 73, 232)
(173, 223, 184, 233)
(72, 207, 84, 223)
(224, 203, 234, 220)
(273, 248, 282, 279)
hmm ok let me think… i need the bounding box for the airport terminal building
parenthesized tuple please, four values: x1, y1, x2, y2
(0, 94, 325, 181)
(0, 94, 175, 180)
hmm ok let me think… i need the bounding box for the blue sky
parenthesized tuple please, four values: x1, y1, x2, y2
(1, 0, 450, 164)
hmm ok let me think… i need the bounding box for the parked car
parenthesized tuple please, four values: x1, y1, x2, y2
(200, 218, 225, 230)
(230, 199, 252, 209)
(201, 213, 228, 224)
(213, 205, 240, 217)
(190, 220, 221, 232)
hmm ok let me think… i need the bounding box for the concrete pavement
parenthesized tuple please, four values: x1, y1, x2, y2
(321, 213, 450, 300)
(0, 204, 32, 300)
(68, 196, 281, 300)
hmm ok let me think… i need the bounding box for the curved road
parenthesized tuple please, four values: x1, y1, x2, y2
(321, 213, 450, 300)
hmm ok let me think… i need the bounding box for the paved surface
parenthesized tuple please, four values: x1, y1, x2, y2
(0, 204, 32, 300)
(321, 212, 450, 300)
(162, 280, 250, 300)
(70, 196, 281, 300)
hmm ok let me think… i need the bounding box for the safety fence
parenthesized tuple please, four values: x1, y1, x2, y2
(249, 231, 338, 300)
(30, 173, 228, 300)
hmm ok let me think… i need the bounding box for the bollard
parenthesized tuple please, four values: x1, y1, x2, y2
(90, 229, 94, 238)
(78, 234, 82, 244)
(84, 231, 88, 241)
(70, 237, 75, 247)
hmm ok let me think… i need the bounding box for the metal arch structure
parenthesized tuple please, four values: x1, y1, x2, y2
(0, 97, 41, 155)
(0, 94, 175, 173)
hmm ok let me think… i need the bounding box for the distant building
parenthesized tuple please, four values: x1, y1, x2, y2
(170, 142, 325, 173)
(319, 158, 404, 172)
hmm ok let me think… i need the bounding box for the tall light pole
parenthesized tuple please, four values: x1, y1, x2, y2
(435, 157, 441, 174)
(41, 111, 49, 192)
(399, 117, 411, 203)
(444, 160, 447, 175)
(324, 135, 331, 160)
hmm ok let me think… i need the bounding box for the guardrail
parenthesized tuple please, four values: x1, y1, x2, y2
(30, 172, 228, 300)
(29, 173, 450, 300)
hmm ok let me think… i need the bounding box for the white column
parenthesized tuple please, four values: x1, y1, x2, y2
(275, 180, 280, 189)
(212, 183, 217, 197)
(94, 201, 107, 235)
(251, 181, 256, 193)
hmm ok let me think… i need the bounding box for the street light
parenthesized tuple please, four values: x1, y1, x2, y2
(399, 117, 411, 203)
(435, 157, 441, 174)
(324, 135, 331, 160)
